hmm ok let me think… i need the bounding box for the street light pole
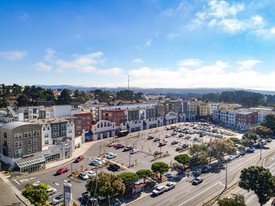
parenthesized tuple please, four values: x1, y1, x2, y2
(260, 136, 262, 160)
(128, 152, 131, 167)
(225, 161, 228, 189)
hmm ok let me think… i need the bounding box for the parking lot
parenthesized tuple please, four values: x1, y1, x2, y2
(93, 122, 241, 174)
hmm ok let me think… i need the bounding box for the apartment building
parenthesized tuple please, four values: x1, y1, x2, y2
(236, 111, 258, 130)
(0, 122, 44, 172)
(101, 109, 126, 126)
(198, 103, 210, 116)
(209, 103, 220, 115)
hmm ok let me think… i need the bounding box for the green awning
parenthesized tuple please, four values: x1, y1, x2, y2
(15, 154, 45, 168)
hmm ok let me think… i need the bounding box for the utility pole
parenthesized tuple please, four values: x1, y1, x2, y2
(129, 152, 131, 167)
(260, 136, 262, 160)
(99, 145, 102, 156)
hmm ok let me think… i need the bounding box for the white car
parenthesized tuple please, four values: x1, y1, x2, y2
(46, 187, 57, 195)
(152, 186, 166, 196)
(86, 170, 96, 177)
(52, 194, 64, 205)
(130, 148, 139, 154)
(79, 172, 89, 180)
(165, 182, 176, 191)
(32, 181, 40, 187)
(105, 152, 117, 159)
(91, 158, 104, 166)
(228, 155, 236, 161)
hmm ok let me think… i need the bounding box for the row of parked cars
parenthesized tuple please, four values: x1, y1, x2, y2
(152, 182, 176, 196)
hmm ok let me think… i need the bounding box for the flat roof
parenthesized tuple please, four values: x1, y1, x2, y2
(0, 122, 30, 130)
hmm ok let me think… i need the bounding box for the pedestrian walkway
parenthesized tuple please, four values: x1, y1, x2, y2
(0, 172, 31, 206)
(46, 140, 97, 169)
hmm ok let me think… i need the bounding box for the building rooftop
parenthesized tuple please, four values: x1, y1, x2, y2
(0, 121, 30, 130)
(29, 117, 71, 125)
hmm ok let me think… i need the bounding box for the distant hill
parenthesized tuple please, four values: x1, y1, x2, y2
(36, 85, 275, 96)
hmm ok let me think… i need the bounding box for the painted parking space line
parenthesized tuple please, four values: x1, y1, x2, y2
(14, 179, 20, 185)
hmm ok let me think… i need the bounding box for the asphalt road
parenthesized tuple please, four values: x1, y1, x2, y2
(128, 141, 275, 206)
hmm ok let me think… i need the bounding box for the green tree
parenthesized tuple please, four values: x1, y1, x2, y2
(22, 186, 50, 206)
(239, 166, 275, 206)
(86, 173, 125, 205)
(218, 194, 246, 206)
(189, 144, 209, 157)
(119, 172, 139, 189)
(174, 154, 191, 169)
(251, 126, 272, 139)
(242, 131, 258, 144)
(151, 162, 169, 180)
(56, 89, 72, 105)
(0, 98, 9, 107)
(17, 94, 30, 106)
(261, 114, 275, 134)
(209, 139, 235, 161)
(136, 169, 153, 183)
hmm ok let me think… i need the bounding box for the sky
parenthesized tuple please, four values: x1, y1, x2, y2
(1, 0, 275, 91)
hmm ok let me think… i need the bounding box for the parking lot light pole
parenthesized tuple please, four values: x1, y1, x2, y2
(225, 161, 228, 189)
(128, 152, 131, 167)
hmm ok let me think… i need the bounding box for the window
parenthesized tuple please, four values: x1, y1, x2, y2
(33, 138, 37, 144)
(52, 125, 59, 130)
(14, 133, 22, 139)
(61, 130, 66, 136)
(24, 132, 32, 138)
(33, 130, 40, 136)
(15, 141, 23, 148)
(45, 140, 49, 145)
(27, 139, 32, 145)
(33, 146, 37, 153)
(61, 124, 66, 129)
(52, 131, 59, 138)
(15, 149, 23, 158)
(45, 133, 49, 138)
(27, 147, 32, 154)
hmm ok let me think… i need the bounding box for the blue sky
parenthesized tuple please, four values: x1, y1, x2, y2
(1, 0, 275, 90)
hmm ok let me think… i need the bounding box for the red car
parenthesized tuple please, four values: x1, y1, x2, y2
(75, 155, 84, 162)
(56, 168, 69, 175)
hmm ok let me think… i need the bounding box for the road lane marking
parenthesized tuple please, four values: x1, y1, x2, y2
(14, 179, 20, 185)
(178, 182, 223, 206)
(30, 177, 36, 180)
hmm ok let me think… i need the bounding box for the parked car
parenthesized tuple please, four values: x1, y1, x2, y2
(165, 182, 176, 191)
(165, 173, 173, 179)
(91, 158, 104, 166)
(152, 186, 166, 196)
(105, 152, 117, 159)
(182, 143, 188, 148)
(75, 155, 84, 162)
(56, 167, 69, 175)
(176, 147, 183, 151)
(147, 136, 154, 140)
(228, 155, 236, 161)
(192, 169, 202, 177)
(154, 137, 160, 142)
(86, 170, 96, 177)
(114, 143, 124, 149)
(154, 151, 162, 155)
(202, 165, 211, 173)
(130, 148, 139, 154)
(239, 150, 246, 155)
(108, 164, 120, 172)
(192, 176, 203, 185)
(52, 194, 64, 205)
(178, 134, 184, 138)
(32, 181, 40, 187)
(79, 172, 89, 180)
(171, 140, 178, 145)
(46, 187, 57, 195)
(159, 142, 166, 147)
(123, 146, 133, 152)
(246, 147, 255, 153)
(267, 138, 272, 142)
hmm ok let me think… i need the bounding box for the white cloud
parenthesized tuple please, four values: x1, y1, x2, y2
(178, 59, 202, 67)
(237, 60, 262, 71)
(0, 51, 26, 61)
(114, 59, 275, 90)
(132, 58, 144, 64)
(44, 48, 56, 62)
(35, 50, 123, 76)
(145, 39, 152, 47)
(35, 62, 52, 72)
(191, 0, 273, 35)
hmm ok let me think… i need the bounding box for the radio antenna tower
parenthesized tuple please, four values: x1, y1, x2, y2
(128, 75, 130, 90)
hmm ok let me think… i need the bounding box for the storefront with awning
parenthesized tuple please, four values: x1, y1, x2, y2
(15, 154, 46, 173)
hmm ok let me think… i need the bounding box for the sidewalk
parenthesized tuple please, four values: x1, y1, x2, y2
(46, 140, 97, 170)
(0, 172, 32, 206)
